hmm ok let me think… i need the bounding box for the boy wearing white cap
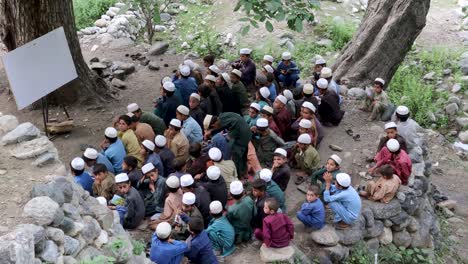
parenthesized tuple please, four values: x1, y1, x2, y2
(251, 118, 285, 167)
(202, 166, 228, 207)
(227, 181, 254, 243)
(310, 154, 343, 193)
(323, 172, 361, 229)
(394, 105, 424, 156)
(101, 127, 127, 174)
(188, 93, 205, 130)
(83, 147, 115, 174)
(377, 122, 407, 152)
(282, 89, 297, 117)
(154, 135, 176, 177)
(291, 101, 323, 146)
(229, 69, 249, 113)
(174, 64, 198, 107)
(127, 103, 166, 135)
(256, 86, 271, 110)
(92, 164, 116, 201)
(271, 148, 291, 192)
(207, 201, 236, 257)
(361, 77, 389, 121)
(176, 105, 203, 144)
(150, 222, 188, 264)
(232, 48, 257, 88)
(164, 119, 189, 164)
(244, 102, 261, 128)
(114, 173, 145, 229)
(313, 58, 326, 82)
(137, 163, 167, 217)
(206, 148, 237, 194)
(370, 139, 412, 185)
(317, 78, 344, 126)
(155, 80, 183, 126)
(260, 105, 282, 138)
(180, 174, 212, 228)
(259, 168, 286, 212)
(70, 157, 94, 195)
(276, 51, 301, 88)
(273, 95, 293, 137)
(294, 134, 320, 185)
(149, 175, 183, 230)
(173, 192, 204, 240)
(140, 140, 165, 177)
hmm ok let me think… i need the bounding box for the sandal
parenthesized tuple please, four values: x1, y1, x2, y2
(353, 134, 361, 141)
(335, 221, 351, 230)
(345, 129, 354, 136)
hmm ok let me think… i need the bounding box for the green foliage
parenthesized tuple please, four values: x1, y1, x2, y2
(433, 209, 463, 263)
(132, 239, 146, 256)
(235, 0, 319, 33)
(73, 0, 118, 30)
(318, 18, 357, 50)
(107, 237, 127, 254)
(388, 48, 462, 128)
(80, 255, 116, 264)
(345, 241, 374, 264)
(379, 245, 432, 264)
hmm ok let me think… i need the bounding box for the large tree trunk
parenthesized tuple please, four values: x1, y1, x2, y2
(332, 0, 430, 88)
(0, 0, 115, 105)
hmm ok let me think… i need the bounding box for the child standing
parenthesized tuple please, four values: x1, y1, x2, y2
(259, 169, 286, 212)
(185, 218, 219, 264)
(297, 185, 325, 230)
(70, 157, 94, 195)
(207, 201, 236, 257)
(150, 222, 188, 264)
(360, 165, 401, 203)
(227, 181, 254, 243)
(254, 198, 294, 248)
(251, 179, 269, 231)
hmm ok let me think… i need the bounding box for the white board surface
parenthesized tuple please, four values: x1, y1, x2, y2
(2, 27, 78, 110)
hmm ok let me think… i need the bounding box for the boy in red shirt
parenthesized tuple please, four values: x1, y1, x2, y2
(254, 198, 294, 248)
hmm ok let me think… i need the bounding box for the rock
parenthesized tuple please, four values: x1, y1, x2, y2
(0, 115, 19, 134)
(407, 216, 419, 233)
(94, 19, 108, 28)
(160, 13, 171, 21)
(378, 227, 393, 245)
(148, 42, 169, 56)
(153, 25, 167, 32)
(347, 87, 366, 98)
(310, 225, 339, 246)
(456, 117, 468, 127)
(445, 102, 459, 115)
(94, 230, 108, 248)
(458, 131, 468, 144)
(148, 61, 160, 71)
(108, 7, 120, 14)
(75, 246, 103, 261)
(10, 136, 55, 159)
(184, 52, 200, 59)
(383, 219, 393, 227)
(323, 244, 349, 262)
(97, 33, 114, 46)
(15, 224, 46, 254)
(112, 69, 126, 80)
(335, 217, 365, 245)
(259, 244, 295, 262)
(117, 63, 135, 75)
(447, 217, 464, 225)
(0, 230, 35, 263)
(410, 210, 435, 248)
(459, 52, 468, 75)
(361, 207, 375, 228)
(46, 227, 65, 246)
(443, 69, 452, 75)
(101, 14, 111, 21)
(81, 216, 101, 243)
(366, 238, 380, 253)
(437, 199, 457, 209)
(328, 144, 343, 152)
(452, 83, 462, 93)
(393, 230, 412, 248)
(23, 196, 60, 226)
(427, 112, 437, 123)
(1, 122, 40, 145)
(423, 71, 436, 80)
(90, 62, 107, 70)
(363, 199, 401, 219)
(111, 78, 127, 89)
(448, 96, 461, 106)
(63, 236, 80, 256)
(39, 240, 59, 263)
(390, 211, 409, 225)
(317, 38, 333, 47)
(63, 256, 78, 264)
(62, 203, 81, 220)
(364, 220, 384, 238)
(127, 255, 154, 264)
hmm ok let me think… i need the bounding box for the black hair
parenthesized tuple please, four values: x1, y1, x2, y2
(165, 90, 175, 97)
(266, 72, 275, 83)
(82, 155, 94, 163)
(265, 197, 279, 212)
(93, 163, 108, 175)
(374, 81, 384, 88)
(377, 164, 394, 178)
(328, 158, 340, 167)
(169, 125, 181, 132)
(396, 113, 410, 122)
(167, 186, 180, 193)
(198, 84, 212, 98)
(231, 193, 243, 200)
(209, 71, 219, 78)
(105, 136, 118, 143)
(208, 116, 218, 129)
(307, 185, 320, 196)
(260, 109, 272, 117)
(188, 217, 204, 234)
(189, 143, 202, 158)
(203, 55, 215, 65)
(70, 162, 84, 176)
(173, 159, 186, 171)
(252, 179, 266, 192)
(142, 145, 153, 155)
(130, 114, 140, 123)
(119, 115, 132, 126)
(211, 212, 223, 218)
(123, 156, 138, 171)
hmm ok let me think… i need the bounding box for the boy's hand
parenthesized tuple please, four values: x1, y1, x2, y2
(323, 172, 333, 183)
(107, 205, 116, 210)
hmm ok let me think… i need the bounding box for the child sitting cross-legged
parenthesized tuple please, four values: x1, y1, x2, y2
(296, 185, 325, 230)
(254, 198, 294, 248)
(360, 164, 401, 203)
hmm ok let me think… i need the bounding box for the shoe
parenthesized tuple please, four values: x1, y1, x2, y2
(295, 176, 306, 185)
(335, 221, 350, 230)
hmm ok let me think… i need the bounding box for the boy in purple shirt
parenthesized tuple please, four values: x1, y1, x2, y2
(254, 198, 294, 248)
(297, 185, 325, 230)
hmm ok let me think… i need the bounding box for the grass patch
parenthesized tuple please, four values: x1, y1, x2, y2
(316, 17, 357, 50)
(73, 0, 118, 30)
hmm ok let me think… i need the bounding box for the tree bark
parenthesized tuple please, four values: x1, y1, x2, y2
(332, 0, 430, 88)
(0, 0, 115, 106)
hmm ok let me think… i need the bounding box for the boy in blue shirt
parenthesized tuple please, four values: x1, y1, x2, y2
(185, 218, 218, 264)
(150, 221, 187, 264)
(70, 157, 94, 195)
(297, 185, 325, 230)
(100, 127, 126, 174)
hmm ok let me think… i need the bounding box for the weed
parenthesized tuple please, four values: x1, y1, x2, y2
(433, 209, 463, 263)
(80, 255, 116, 264)
(73, 0, 117, 30)
(317, 18, 357, 50)
(132, 239, 146, 256)
(345, 241, 373, 264)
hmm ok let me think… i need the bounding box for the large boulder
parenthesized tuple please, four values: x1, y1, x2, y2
(259, 244, 295, 263)
(23, 196, 60, 226)
(15, 224, 46, 254)
(63, 236, 80, 256)
(1, 122, 40, 145)
(81, 216, 102, 243)
(410, 209, 436, 248)
(0, 115, 19, 134)
(310, 225, 339, 246)
(378, 227, 393, 245)
(46, 227, 65, 246)
(347, 88, 366, 98)
(0, 230, 35, 263)
(39, 240, 59, 263)
(335, 216, 365, 245)
(362, 199, 401, 219)
(148, 42, 169, 56)
(10, 136, 55, 159)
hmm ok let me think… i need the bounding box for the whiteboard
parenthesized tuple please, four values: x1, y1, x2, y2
(2, 27, 78, 110)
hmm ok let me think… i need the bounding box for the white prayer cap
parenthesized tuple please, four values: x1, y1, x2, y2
(336, 173, 351, 187)
(317, 78, 329, 89)
(115, 173, 129, 183)
(208, 147, 222, 162)
(259, 168, 272, 182)
(155, 135, 167, 147)
(221, 73, 232, 88)
(298, 133, 311, 144)
(299, 119, 312, 129)
(303, 84, 314, 95)
(209, 65, 222, 74)
(162, 76, 172, 84)
(169, 119, 182, 128)
(230, 181, 244, 195)
(259, 87, 270, 99)
(83, 148, 98, 160)
(263, 65, 274, 74)
(190, 93, 201, 101)
(127, 103, 139, 113)
(374, 78, 385, 86)
(256, 118, 269, 128)
(142, 163, 155, 174)
(283, 89, 293, 100)
(142, 139, 155, 151)
(105, 127, 118, 138)
(384, 122, 397, 130)
(207, 166, 221, 180)
(166, 175, 180, 188)
(274, 148, 287, 157)
(126, 112, 135, 118)
(179, 64, 191, 77)
(263, 55, 274, 63)
(182, 192, 196, 205)
(250, 102, 261, 112)
(276, 95, 287, 105)
(231, 69, 242, 78)
(329, 154, 342, 165)
(184, 59, 196, 70)
(209, 201, 223, 214)
(71, 157, 85, 170)
(302, 101, 316, 113)
(320, 67, 332, 78)
(396, 105, 409, 115)
(282, 52, 292, 60)
(205, 75, 217, 82)
(386, 139, 400, 152)
(261, 106, 274, 115)
(203, 115, 213, 131)
(177, 105, 190, 116)
(180, 174, 194, 187)
(315, 58, 326, 65)
(96, 197, 107, 206)
(239, 48, 252, 55)
(163, 81, 175, 92)
(156, 222, 172, 239)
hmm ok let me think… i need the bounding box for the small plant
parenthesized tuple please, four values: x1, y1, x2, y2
(73, 0, 118, 30)
(345, 241, 373, 264)
(132, 239, 146, 256)
(320, 18, 357, 50)
(379, 245, 432, 264)
(80, 255, 116, 264)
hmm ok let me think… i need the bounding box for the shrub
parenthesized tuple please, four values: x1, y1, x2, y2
(73, 0, 118, 30)
(132, 239, 146, 256)
(319, 18, 357, 50)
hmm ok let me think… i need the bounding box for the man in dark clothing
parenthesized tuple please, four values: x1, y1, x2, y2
(251, 179, 269, 230)
(181, 174, 212, 228)
(127, 103, 166, 135)
(230, 70, 249, 114)
(216, 73, 238, 114)
(202, 166, 228, 208)
(189, 93, 205, 131)
(186, 143, 210, 177)
(232, 48, 256, 88)
(155, 81, 182, 126)
(174, 64, 198, 106)
(317, 78, 344, 126)
(199, 83, 223, 116)
(154, 135, 175, 177)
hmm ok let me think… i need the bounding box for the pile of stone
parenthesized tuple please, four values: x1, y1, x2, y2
(0, 175, 152, 264)
(89, 57, 141, 90)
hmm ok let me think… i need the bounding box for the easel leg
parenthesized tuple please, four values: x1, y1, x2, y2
(42, 98, 49, 138)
